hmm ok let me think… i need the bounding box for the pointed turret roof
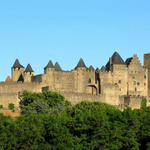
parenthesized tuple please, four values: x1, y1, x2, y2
(111, 51, 125, 64)
(5, 75, 12, 82)
(96, 67, 99, 71)
(44, 60, 54, 70)
(105, 61, 110, 71)
(55, 62, 62, 71)
(89, 65, 95, 71)
(24, 64, 34, 72)
(12, 59, 24, 69)
(125, 57, 133, 66)
(76, 58, 87, 69)
(101, 66, 106, 71)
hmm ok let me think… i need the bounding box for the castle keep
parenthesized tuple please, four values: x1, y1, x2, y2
(1, 51, 150, 109)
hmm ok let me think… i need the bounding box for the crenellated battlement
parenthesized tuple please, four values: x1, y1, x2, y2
(0, 51, 150, 109)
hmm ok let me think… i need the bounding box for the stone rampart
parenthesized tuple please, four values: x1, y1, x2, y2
(0, 93, 19, 108)
(119, 95, 147, 109)
(60, 91, 119, 106)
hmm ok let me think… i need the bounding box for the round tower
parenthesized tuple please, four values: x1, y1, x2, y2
(11, 59, 24, 82)
(24, 64, 34, 82)
(44, 60, 56, 86)
(44, 60, 55, 74)
(74, 58, 87, 93)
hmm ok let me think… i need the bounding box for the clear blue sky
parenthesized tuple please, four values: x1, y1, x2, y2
(0, 0, 150, 81)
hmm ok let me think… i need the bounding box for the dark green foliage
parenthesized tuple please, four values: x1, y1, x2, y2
(0, 105, 3, 109)
(0, 92, 150, 149)
(8, 103, 15, 112)
(141, 99, 147, 110)
(19, 91, 71, 115)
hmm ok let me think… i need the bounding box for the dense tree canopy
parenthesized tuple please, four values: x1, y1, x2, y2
(0, 91, 149, 150)
(19, 90, 71, 115)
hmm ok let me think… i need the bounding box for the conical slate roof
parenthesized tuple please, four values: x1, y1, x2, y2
(76, 58, 87, 68)
(111, 51, 125, 64)
(125, 57, 133, 66)
(89, 65, 95, 71)
(101, 66, 106, 71)
(55, 62, 62, 71)
(96, 67, 99, 71)
(24, 64, 34, 72)
(12, 59, 24, 69)
(44, 60, 54, 70)
(105, 61, 110, 71)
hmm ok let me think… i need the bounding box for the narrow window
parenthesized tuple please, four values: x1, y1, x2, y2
(133, 81, 136, 85)
(88, 78, 91, 84)
(144, 75, 146, 79)
(118, 80, 121, 84)
(137, 82, 140, 86)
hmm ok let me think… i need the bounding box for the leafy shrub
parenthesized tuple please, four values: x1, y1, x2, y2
(19, 90, 72, 115)
(0, 91, 147, 150)
(0, 105, 3, 109)
(8, 103, 15, 112)
(141, 99, 147, 110)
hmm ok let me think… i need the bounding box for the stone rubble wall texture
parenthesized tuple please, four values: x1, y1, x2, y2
(0, 52, 150, 109)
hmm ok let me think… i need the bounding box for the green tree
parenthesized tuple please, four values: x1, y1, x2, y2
(0, 105, 3, 109)
(8, 103, 15, 112)
(141, 99, 147, 110)
(19, 91, 71, 115)
(0, 91, 149, 150)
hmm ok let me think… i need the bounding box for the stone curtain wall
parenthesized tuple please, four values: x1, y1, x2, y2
(0, 82, 43, 108)
(60, 91, 119, 106)
(119, 96, 148, 109)
(0, 82, 42, 93)
(0, 93, 19, 108)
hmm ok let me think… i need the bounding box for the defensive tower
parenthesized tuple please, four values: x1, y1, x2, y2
(24, 64, 34, 82)
(11, 59, 24, 82)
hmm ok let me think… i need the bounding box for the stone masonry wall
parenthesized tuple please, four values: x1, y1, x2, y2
(0, 82, 43, 108)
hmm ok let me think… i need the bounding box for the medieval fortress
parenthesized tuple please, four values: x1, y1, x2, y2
(1, 51, 150, 109)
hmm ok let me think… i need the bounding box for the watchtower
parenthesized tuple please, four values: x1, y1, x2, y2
(24, 64, 34, 82)
(44, 60, 55, 74)
(11, 59, 24, 82)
